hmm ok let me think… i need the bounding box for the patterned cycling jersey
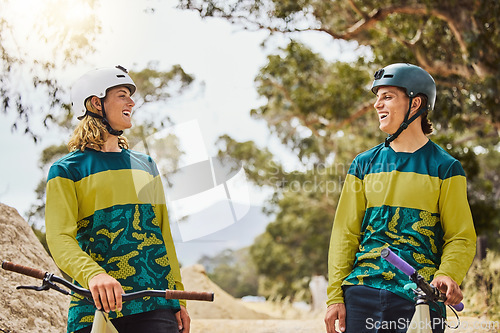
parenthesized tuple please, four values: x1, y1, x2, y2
(45, 148, 183, 333)
(327, 140, 476, 312)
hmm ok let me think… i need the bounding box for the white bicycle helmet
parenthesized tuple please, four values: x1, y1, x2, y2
(71, 65, 136, 120)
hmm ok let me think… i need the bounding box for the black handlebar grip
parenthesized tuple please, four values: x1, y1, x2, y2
(1, 261, 46, 280)
(165, 290, 214, 302)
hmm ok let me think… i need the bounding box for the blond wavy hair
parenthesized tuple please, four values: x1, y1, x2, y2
(68, 99, 129, 152)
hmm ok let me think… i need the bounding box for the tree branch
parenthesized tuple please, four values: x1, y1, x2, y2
(413, 47, 475, 77)
(347, 0, 366, 19)
(336, 101, 373, 129)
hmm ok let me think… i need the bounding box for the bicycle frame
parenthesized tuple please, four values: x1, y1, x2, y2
(381, 248, 462, 333)
(1, 260, 214, 333)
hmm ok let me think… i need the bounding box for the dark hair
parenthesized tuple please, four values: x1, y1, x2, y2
(416, 94, 433, 135)
(388, 88, 434, 134)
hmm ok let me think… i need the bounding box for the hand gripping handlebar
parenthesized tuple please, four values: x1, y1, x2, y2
(2, 261, 214, 302)
(380, 248, 463, 312)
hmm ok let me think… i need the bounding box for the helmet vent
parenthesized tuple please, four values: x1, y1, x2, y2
(383, 74, 394, 78)
(116, 74, 125, 78)
(115, 65, 129, 73)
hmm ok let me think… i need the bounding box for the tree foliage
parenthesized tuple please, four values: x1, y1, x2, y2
(198, 248, 259, 298)
(0, 0, 102, 141)
(180, 0, 500, 299)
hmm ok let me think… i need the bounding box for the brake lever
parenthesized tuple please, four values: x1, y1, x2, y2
(16, 284, 51, 292)
(16, 275, 70, 296)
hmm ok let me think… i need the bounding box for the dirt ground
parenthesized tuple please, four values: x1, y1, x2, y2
(191, 319, 326, 333)
(190, 317, 499, 333)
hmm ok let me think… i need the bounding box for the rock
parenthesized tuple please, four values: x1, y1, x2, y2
(0, 203, 68, 333)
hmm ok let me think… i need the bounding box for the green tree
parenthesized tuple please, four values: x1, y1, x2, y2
(198, 248, 259, 298)
(0, 0, 102, 141)
(181, 0, 500, 298)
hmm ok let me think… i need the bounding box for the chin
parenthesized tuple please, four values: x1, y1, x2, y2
(379, 124, 396, 135)
(120, 122, 132, 130)
(111, 124, 132, 132)
(379, 124, 389, 134)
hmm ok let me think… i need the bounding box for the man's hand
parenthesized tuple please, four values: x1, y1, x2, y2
(175, 305, 190, 332)
(431, 275, 463, 306)
(88, 273, 124, 313)
(325, 303, 346, 333)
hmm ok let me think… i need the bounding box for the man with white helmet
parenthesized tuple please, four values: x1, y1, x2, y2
(324, 63, 476, 333)
(45, 65, 190, 333)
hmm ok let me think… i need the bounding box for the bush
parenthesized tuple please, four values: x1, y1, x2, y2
(461, 251, 500, 320)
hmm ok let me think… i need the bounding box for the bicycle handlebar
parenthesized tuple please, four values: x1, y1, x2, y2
(380, 248, 464, 312)
(380, 248, 416, 276)
(2, 260, 214, 302)
(2, 261, 46, 280)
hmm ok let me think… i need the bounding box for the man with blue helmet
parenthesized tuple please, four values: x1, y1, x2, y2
(325, 63, 476, 333)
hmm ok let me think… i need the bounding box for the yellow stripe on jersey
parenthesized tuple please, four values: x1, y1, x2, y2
(73, 169, 163, 220)
(363, 171, 441, 212)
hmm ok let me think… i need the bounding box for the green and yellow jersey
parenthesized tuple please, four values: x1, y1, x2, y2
(327, 140, 476, 311)
(45, 148, 184, 333)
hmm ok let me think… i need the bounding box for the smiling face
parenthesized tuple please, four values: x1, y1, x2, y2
(102, 85, 135, 131)
(373, 86, 411, 135)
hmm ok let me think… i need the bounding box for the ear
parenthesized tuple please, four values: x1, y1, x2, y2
(410, 96, 422, 114)
(90, 96, 102, 111)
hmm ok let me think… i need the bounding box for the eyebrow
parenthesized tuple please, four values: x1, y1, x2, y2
(116, 88, 130, 94)
(376, 89, 399, 97)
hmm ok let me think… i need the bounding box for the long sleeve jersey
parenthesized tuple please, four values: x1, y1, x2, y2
(45, 148, 185, 333)
(327, 140, 476, 309)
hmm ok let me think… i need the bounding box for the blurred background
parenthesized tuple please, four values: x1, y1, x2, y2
(0, 0, 498, 325)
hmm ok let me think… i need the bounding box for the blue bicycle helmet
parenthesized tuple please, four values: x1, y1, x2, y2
(371, 63, 436, 146)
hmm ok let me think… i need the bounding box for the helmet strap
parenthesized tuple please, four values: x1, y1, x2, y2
(384, 97, 426, 147)
(99, 98, 123, 136)
(85, 110, 104, 119)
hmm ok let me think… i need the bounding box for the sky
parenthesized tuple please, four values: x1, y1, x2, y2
(0, 0, 365, 263)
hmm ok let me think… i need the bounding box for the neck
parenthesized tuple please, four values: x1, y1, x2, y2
(389, 124, 429, 153)
(101, 135, 122, 152)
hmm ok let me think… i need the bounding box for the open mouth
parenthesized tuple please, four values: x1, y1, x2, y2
(379, 113, 388, 120)
(123, 111, 131, 117)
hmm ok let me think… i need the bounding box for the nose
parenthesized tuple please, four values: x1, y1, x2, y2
(128, 96, 135, 107)
(373, 96, 383, 109)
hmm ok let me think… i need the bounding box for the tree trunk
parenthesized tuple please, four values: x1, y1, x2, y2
(475, 235, 488, 260)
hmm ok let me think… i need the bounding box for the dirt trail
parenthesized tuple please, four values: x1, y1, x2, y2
(191, 319, 326, 333)
(189, 317, 499, 333)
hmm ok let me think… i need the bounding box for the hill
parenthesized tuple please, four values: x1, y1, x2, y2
(0, 203, 67, 332)
(181, 264, 271, 320)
